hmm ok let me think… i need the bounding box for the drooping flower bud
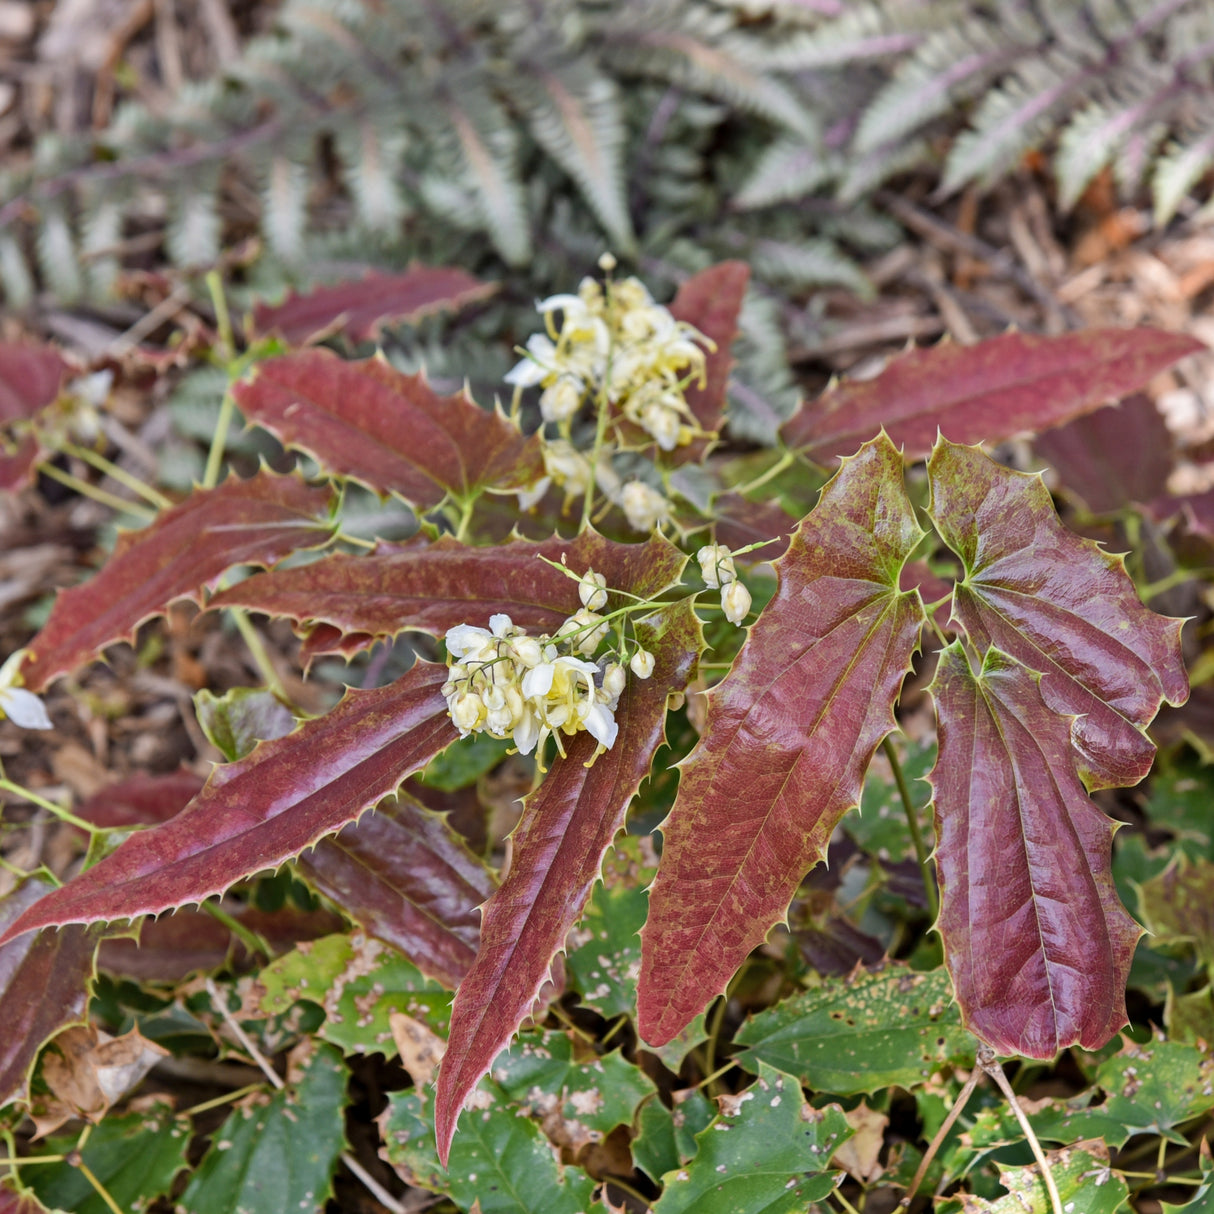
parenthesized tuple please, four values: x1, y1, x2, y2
(630, 649, 655, 679)
(721, 580, 752, 626)
(578, 569, 609, 611)
(696, 544, 735, 589)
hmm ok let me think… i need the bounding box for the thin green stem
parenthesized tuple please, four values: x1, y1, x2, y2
(0, 1155, 70, 1168)
(582, 381, 613, 531)
(207, 269, 235, 359)
(1139, 567, 1199, 601)
(729, 448, 796, 498)
(0, 779, 99, 835)
(59, 442, 171, 511)
(691, 1059, 739, 1093)
(35, 461, 155, 520)
(834, 1188, 863, 1214)
(76, 1159, 125, 1214)
(182, 1083, 263, 1117)
(702, 994, 729, 1097)
(603, 1175, 652, 1209)
(899, 1064, 983, 1209)
(229, 608, 290, 703)
(203, 387, 237, 490)
(881, 736, 938, 923)
(202, 899, 273, 961)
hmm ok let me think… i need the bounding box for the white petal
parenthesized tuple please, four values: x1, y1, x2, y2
(445, 624, 492, 659)
(489, 614, 514, 637)
(1, 688, 52, 730)
(522, 664, 555, 698)
(504, 358, 546, 387)
(512, 710, 540, 755)
(583, 702, 618, 749)
(536, 293, 582, 313)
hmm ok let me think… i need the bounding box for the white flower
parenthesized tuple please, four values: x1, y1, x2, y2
(581, 699, 618, 749)
(445, 624, 495, 661)
(697, 544, 736, 589)
(578, 570, 608, 611)
(621, 481, 669, 533)
(639, 401, 682, 451)
(505, 333, 558, 387)
(602, 662, 627, 700)
(722, 580, 752, 626)
(629, 649, 655, 680)
(511, 635, 543, 668)
(0, 651, 51, 730)
(450, 691, 486, 735)
(539, 375, 584, 424)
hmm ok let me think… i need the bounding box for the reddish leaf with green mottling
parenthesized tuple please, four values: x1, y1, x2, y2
(210, 530, 686, 657)
(666, 261, 750, 453)
(435, 600, 701, 1164)
(782, 328, 1204, 463)
(637, 434, 926, 1047)
(250, 266, 497, 346)
(929, 643, 1141, 1058)
(233, 349, 542, 505)
(0, 663, 456, 943)
(0, 879, 100, 1107)
(299, 793, 497, 991)
(20, 471, 336, 691)
(927, 439, 1188, 789)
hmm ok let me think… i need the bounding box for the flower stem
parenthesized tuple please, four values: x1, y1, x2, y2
(35, 461, 155, 521)
(730, 448, 796, 497)
(0, 778, 100, 835)
(229, 607, 290, 703)
(881, 736, 938, 923)
(59, 441, 171, 511)
(201, 899, 273, 961)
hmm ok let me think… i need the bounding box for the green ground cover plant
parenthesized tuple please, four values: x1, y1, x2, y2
(0, 260, 1211, 1213)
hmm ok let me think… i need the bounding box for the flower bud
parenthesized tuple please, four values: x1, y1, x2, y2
(578, 570, 609, 611)
(721, 580, 752, 626)
(450, 691, 485, 733)
(630, 649, 655, 679)
(569, 608, 608, 656)
(511, 635, 543, 668)
(621, 481, 669, 533)
(697, 544, 735, 589)
(602, 662, 627, 700)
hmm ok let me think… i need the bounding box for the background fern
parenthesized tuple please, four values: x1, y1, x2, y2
(3, 0, 1214, 423)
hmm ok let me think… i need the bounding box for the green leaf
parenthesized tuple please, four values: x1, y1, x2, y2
(1096, 1037, 1214, 1145)
(490, 1032, 655, 1143)
(26, 1102, 190, 1214)
(1139, 854, 1214, 969)
(178, 1042, 348, 1214)
(421, 732, 511, 793)
(380, 1086, 597, 1214)
(951, 1140, 1129, 1214)
(639, 434, 926, 1045)
(734, 964, 973, 1095)
(195, 687, 296, 762)
(965, 1096, 1133, 1153)
(632, 1090, 716, 1183)
(259, 932, 452, 1052)
(1142, 758, 1214, 860)
(652, 1064, 850, 1213)
(565, 837, 654, 1018)
(1162, 1141, 1213, 1214)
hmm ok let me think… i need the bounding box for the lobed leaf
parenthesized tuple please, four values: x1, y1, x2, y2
(928, 643, 1141, 1058)
(233, 348, 542, 505)
(734, 964, 972, 1094)
(250, 265, 497, 346)
(178, 1042, 348, 1214)
(20, 470, 336, 691)
(959, 1140, 1128, 1214)
(1096, 1037, 1214, 1144)
(298, 793, 496, 990)
(434, 600, 701, 1164)
(651, 1064, 851, 1213)
(637, 434, 926, 1046)
(928, 438, 1188, 789)
(632, 1090, 715, 1184)
(0, 663, 457, 942)
(210, 530, 686, 658)
(781, 328, 1204, 464)
(0, 880, 100, 1108)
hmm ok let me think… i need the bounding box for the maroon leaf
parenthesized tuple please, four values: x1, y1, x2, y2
(233, 349, 543, 505)
(75, 768, 206, 831)
(929, 643, 1141, 1057)
(712, 492, 797, 563)
(0, 341, 72, 425)
(0, 434, 43, 493)
(637, 434, 927, 1046)
(98, 905, 343, 982)
(927, 438, 1189, 789)
(667, 261, 750, 444)
(782, 329, 1205, 463)
(209, 530, 687, 657)
(0, 879, 100, 1107)
(0, 1183, 49, 1214)
(298, 793, 497, 991)
(1034, 395, 1173, 514)
(0, 663, 457, 942)
(20, 471, 336, 691)
(434, 600, 701, 1163)
(250, 265, 497, 346)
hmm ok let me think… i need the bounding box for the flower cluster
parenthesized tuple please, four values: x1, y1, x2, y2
(507, 257, 713, 532)
(697, 544, 752, 625)
(441, 573, 653, 768)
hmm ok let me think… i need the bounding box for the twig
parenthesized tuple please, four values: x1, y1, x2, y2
(899, 1063, 983, 1208)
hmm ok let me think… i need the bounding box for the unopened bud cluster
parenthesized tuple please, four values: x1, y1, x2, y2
(697, 545, 751, 625)
(442, 571, 654, 768)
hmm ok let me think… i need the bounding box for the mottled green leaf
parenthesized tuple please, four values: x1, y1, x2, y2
(734, 964, 972, 1094)
(951, 1140, 1128, 1214)
(26, 1102, 190, 1214)
(1097, 1037, 1214, 1145)
(966, 1096, 1133, 1153)
(1162, 1142, 1213, 1214)
(632, 1091, 715, 1184)
(195, 687, 295, 763)
(178, 1042, 348, 1214)
(260, 932, 452, 1053)
(380, 1086, 597, 1214)
(1140, 855, 1214, 969)
(652, 1064, 849, 1213)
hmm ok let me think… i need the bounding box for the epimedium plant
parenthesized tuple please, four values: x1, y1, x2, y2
(0, 258, 1207, 1210)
